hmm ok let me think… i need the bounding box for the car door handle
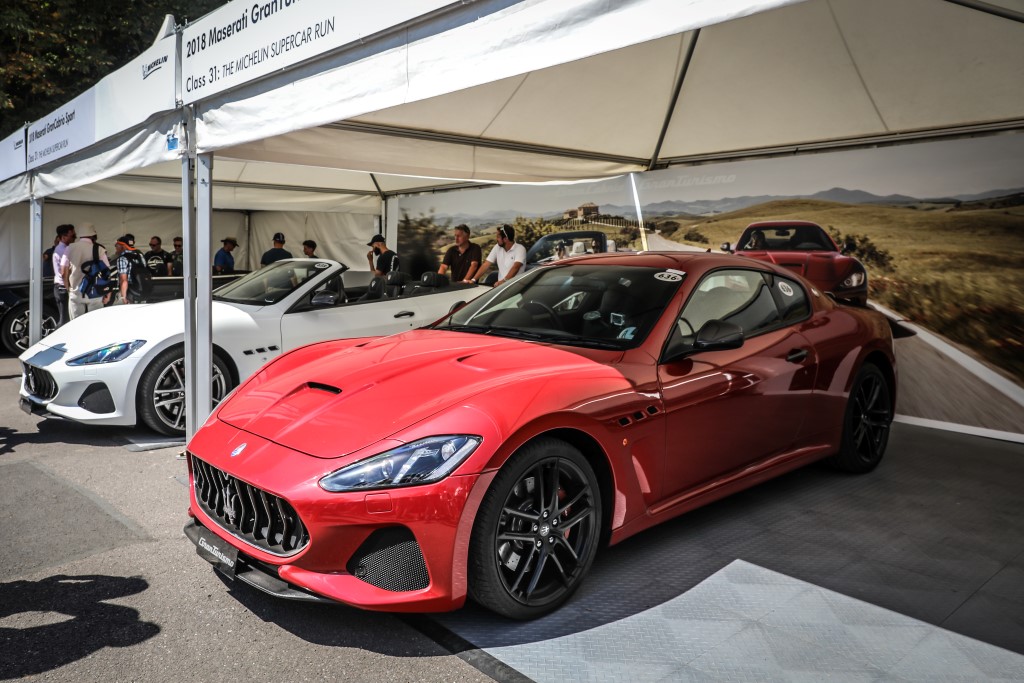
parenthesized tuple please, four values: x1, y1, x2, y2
(786, 348, 809, 363)
(394, 311, 415, 318)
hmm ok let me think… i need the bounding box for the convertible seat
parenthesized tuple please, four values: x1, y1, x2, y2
(384, 271, 409, 298)
(407, 271, 449, 296)
(358, 276, 384, 301)
(582, 284, 632, 339)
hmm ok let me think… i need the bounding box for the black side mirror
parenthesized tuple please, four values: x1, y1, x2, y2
(448, 300, 467, 315)
(311, 291, 338, 307)
(694, 319, 744, 352)
(842, 238, 856, 254)
(720, 242, 732, 253)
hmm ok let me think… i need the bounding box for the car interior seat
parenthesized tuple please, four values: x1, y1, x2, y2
(582, 284, 631, 338)
(384, 271, 409, 298)
(358, 275, 384, 301)
(408, 271, 449, 296)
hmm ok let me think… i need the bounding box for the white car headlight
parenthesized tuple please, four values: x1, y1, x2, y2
(66, 340, 146, 366)
(319, 435, 482, 492)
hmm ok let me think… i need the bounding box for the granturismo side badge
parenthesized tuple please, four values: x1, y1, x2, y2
(231, 443, 247, 457)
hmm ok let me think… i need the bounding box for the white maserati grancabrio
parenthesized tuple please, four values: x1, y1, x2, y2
(19, 259, 483, 435)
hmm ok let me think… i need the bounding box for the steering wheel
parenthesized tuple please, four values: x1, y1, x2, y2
(523, 300, 565, 331)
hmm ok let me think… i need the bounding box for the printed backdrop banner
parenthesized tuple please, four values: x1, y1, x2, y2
(0, 129, 26, 182)
(180, 0, 455, 105)
(26, 36, 177, 171)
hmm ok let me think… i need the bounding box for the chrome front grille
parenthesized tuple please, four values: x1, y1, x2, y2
(22, 363, 57, 400)
(190, 454, 309, 556)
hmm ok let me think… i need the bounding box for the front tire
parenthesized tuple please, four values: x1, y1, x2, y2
(828, 363, 892, 473)
(2, 303, 58, 355)
(137, 347, 232, 436)
(468, 438, 602, 619)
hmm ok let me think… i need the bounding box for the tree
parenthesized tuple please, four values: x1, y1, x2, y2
(0, 0, 222, 138)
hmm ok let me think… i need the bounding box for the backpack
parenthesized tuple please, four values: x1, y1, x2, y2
(124, 250, 153, 301)
(79, 242, 113, 299)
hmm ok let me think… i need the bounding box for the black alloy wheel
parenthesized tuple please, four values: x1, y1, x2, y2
(469, 438, 602, 619)
(828, 363, 892, 473)
(2, 304, 58, 355)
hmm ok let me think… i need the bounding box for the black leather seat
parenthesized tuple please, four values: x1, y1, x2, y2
(408, 271, 449, 296)
(358, 276, 384, 301)
(384, 271, 409, 298)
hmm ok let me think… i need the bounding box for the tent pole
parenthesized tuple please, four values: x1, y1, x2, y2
(630, 173, 648, 252)
(182, 151, 198, 438)
(28, 195, 43, 347)
(195, 153, 214, 429)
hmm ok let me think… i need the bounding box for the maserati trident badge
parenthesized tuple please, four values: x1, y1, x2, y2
(231, 443, 247, 457)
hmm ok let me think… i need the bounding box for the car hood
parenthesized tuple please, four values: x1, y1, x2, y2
(740, 251, 851, 285)
(20, 300, 252, 360)
(217, 330, 615, 459)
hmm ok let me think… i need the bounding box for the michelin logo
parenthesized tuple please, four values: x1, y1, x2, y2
(198, 536, 235, 568)
(142, 55, 169, 80)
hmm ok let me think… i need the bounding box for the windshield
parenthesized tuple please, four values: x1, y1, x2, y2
(739, 225, 837, 252)
(213, 260, 336, 305)
(527, 232, 605, 264)
(434, 263, 684, 349)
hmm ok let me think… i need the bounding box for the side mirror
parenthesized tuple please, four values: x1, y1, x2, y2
(448, 300, 467, 315)
(842, 238, 856, 254)
(311, 291, 338, 307)
(720, 242, 732, 253)
(693, 319, 744, 352)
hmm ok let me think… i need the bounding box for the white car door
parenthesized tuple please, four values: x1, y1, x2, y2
(280, 294, 429, 349)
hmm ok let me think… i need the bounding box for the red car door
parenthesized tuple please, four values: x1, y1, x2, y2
(655, 269, 818, 503)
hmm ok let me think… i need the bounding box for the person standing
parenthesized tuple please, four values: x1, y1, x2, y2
(472, 224, 526, 286)
(301, 239, 317, 258)
(170, 236, 184, 276)
(66, 223, 110, 319)
(260, 232, 292, 266)
(438, 224, 482, 283)
(113, 236, 146, 304)
(366, 234, 398, 276)
(52, 224, 76, 327)
(144, 236, 174, 276)
(214, 237, 238, 274)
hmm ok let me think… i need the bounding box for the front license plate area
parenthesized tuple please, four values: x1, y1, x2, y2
(195, 527, 239, 579)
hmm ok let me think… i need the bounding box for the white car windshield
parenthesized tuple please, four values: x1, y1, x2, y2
(214, 260, 336, 305)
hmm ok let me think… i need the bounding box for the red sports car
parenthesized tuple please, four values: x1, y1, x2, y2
(184, 252, 895, 619)
(723, 220, 868, 305)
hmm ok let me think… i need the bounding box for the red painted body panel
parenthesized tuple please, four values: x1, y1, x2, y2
(186, 251, 894, 612)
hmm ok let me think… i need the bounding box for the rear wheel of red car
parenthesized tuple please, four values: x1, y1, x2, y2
(137, 346, 232, 436)
(469, 437, 602, 619)
(828, 363, 892, 473)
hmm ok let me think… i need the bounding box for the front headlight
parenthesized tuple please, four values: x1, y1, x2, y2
(319, 435, 482, 492)
(839, 269, 866, 289)
(66, 340, 146, 366)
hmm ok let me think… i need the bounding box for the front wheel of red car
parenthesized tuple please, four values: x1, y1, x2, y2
(469, 438, 602, 620)
(828, 363, 892, 473)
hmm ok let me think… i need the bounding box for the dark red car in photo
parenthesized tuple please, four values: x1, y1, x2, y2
(722, 220, 868, 305)
(184, 252, 895, 619)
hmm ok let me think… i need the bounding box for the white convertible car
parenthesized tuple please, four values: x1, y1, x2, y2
(19, 259, 482, 435)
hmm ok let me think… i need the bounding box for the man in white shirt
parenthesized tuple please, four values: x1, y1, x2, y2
(52, 224, 76, 327)
(472, 224, 526, 286)
(66, 223, 111, 319)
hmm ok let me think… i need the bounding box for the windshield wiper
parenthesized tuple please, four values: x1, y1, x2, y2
(440, 324, 545, 340)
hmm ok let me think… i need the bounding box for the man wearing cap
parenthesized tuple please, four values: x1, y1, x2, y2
(261, 232, 292, 267)
(301, 239, 318, 258)
(366, 234, 398, 277)
(214, 237, 238, 274)
(65, 223, 110, 319)
(52, 224, 76, 327)
(113, 235, 145, 304)
(472, 224, 526, 286)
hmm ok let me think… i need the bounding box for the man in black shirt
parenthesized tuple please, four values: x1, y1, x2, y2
(261, 232, 293, 266)
(438, 224, 482, 283)
(144, 236, 174, 276)
(366, 234, 398, 276)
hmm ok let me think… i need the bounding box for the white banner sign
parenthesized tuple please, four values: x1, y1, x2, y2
(181, 0, 456, 105)
(0, 129, 27, 181)
(26, 37, 177, 171)
(27, 89, 96, 171)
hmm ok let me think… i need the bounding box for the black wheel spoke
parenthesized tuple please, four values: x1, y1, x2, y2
(508, 544, 537, 594)
(556, 488, 587, 517)
(498, 531, 534, 544)
(525, 547, 549, 597)
(548, 550, 572, 587)
(546, 458, 560, 512)
(502, 507, 537, 522)
(554, 533, 579, 562)
(535, 463, 546, 513)
(560, 498, 594, 531)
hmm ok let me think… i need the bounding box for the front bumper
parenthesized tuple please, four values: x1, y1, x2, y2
(184, 419, 492, 612)
(18, 349, 141, 426)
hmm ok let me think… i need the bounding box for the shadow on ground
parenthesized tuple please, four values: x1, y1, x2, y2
(0, 574, 159, 679)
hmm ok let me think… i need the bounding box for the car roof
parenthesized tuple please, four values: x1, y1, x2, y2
(558, 250, 785, 276)
(745, 220, 823, 229)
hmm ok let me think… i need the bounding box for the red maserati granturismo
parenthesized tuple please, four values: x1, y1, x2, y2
(185, 252, 895, 619)
(723, 220, 868, 306)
